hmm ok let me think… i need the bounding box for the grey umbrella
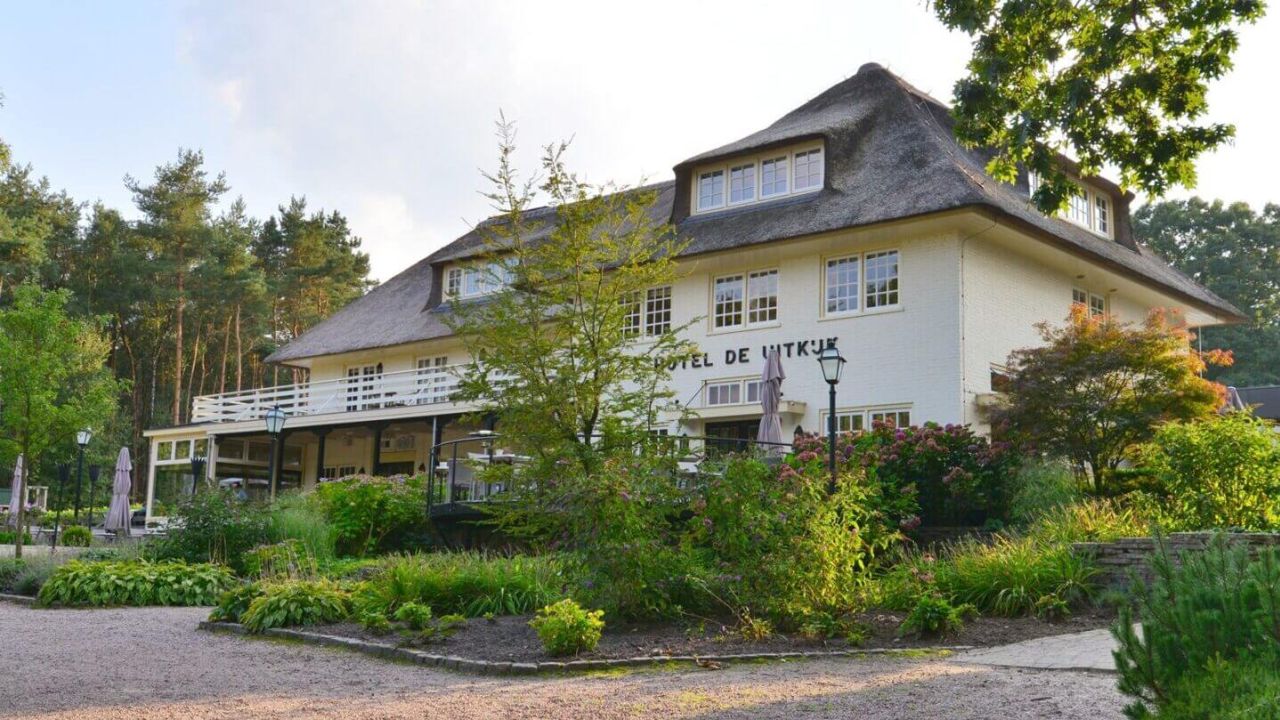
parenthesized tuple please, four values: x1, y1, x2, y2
(757, 348, 786, 454)
(104, 447, 132, 535)
(6, 455, 24, 527)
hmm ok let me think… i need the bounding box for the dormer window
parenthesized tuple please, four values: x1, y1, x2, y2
(1029, 171, 1114, 239)
(693, 142, 824, 215)
(444, 260, 512, 299)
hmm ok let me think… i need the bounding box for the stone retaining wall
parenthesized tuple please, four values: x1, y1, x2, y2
(1073, 532, 1280, 590)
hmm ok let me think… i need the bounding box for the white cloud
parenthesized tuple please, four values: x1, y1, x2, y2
(215, 78, 243, 120)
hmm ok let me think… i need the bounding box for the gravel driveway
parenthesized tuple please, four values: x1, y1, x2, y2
(0, 603, 1126, 719)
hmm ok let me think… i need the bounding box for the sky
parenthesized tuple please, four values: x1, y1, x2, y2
(2, 1, 1278, 282)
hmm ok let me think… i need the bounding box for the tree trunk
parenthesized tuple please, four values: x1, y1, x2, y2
(234, 303, 243, 392)
(219, 313, 231, 394)
(172, 265, 185, 425)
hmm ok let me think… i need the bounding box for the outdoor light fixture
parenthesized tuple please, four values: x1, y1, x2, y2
(264, 405, 287, 501)
(72, 428, 93, 524)
(816, 345, 846, 495)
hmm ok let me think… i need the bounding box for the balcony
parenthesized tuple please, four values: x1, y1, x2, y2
(191, 365, 462, 423)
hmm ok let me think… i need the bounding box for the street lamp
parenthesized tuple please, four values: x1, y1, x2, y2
(816, 345, 846, 494)
(264, 405, 287, 501)
(72, 428, 92, 525)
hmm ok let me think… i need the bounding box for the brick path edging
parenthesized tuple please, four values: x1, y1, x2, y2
(197, 620, 972, 675)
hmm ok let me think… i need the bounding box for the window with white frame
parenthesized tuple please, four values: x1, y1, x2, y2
(446, 261, 513, 299)
(863, 251, 899, 308)
(692, 144, 822, 215)
(825, 250, 900, 315)
(761, 156, 788, 196)
(1072, 288, 1106, 318)
(747, 270, 778, 324)
(729, 163, 756, 204)
(714, 271, 777, 329)
(1029, 174, 1115, 238)
(870, 409, 911, 428)
(644, 286, 672, 336)
(825, 256, 860, 314)
(713, 274, 745, 328)
(793, 148, 823, 190)
(703, 378, 761, 407)
(824, 407, 912, 433)
(705, 380, 742, 406)
(622, 291, 642, 337)
(624, 286, 673, 337)
(698, 169, 725, 211)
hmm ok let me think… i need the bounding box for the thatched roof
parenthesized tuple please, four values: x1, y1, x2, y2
(268, 63, 1242, 365)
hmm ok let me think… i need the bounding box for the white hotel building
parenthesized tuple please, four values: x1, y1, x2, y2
(142, 63, 1241, 519)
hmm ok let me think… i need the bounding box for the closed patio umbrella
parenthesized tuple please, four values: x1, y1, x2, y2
(6, 455, 23, 527)
(104, 447, 132, 535)
(757, 348, 786, 455)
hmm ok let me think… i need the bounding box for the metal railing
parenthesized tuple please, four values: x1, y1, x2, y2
(425, 431, 793, 513)
(190, 365, 463, 423)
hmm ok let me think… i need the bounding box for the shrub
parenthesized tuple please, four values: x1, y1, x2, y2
(243, 540, 317, 581)
(1026, 498, 1150, 544)
(358, 610, 392, 635)
(208, 582, 265, 623)
(0, 558, 21, 590)
(0, 530, 33, 545)
(392, 601, 434, 630)
(1139, 412, 1280, 531)
(352, 552, 563, 619)
(529, 599, 604, 656)
(151, 490, 270, 573)
(1155, 652, 1280, 720)
(876, 534, 1096, 617)
(691, 451, 896, 625)
(240, 580, 351, 633)
(38, 560, 236, 607)
(268, 494, 336, 563)
(844, 422, 1017, 526)
(1007, 460, 1082, 525)
(1113, 537, 1280, 718)
(311, 475, 431, 556)
(11, 556, 61, 596)
(899, 596, 975, 638)
(60, 525, 92, 547)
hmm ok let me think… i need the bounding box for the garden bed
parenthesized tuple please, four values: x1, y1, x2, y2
(295, 607, 1115, 664)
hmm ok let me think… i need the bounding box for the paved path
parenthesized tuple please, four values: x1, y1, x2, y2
(0, 603, 1126, 719)
(954, 628, 1119, 673)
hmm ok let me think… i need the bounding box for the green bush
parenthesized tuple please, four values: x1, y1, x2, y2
(1026, 498, 1150, 544)
(38, 560, 236, 607)
(1155, 652, 1280, 720)
(208, 582, 265, 623)
(352, 552, 563, 619)
(268, 494, 336, 563)
(311, 475, 431, 556)
(60, 525, 92, 547)
(358, 610, 392, 634)
(529, 599, 604, 656)
(392, 601, 434, 630)
(1007, 461, 1082, 525)
(690, 453, 896, 626)
(1138, 413, 1280, 530)
(1113, 537, 1280, 719)
(0, 530, 34, 545)
(876, 534, 1096, 616)
(11, 556, 61, 596)
(240, 580, 351, 633)
(0, 558, 21, 590)
(899, 595, 975, 638)
(150, 490, 270, 573)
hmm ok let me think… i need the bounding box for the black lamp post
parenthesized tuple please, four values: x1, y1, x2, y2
(816, 345, 846, 495)
(72, 428, 92, 525)
(264, 405, 286, 501)
(86, 465, 101, 525)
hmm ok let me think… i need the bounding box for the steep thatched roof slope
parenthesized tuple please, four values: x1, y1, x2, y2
(268, 63, 1241, 365)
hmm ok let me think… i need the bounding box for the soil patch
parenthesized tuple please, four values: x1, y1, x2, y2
(313, 606, 1115, 663)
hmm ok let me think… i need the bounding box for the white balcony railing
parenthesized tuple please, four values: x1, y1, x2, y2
(191, 365, 463, 423)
